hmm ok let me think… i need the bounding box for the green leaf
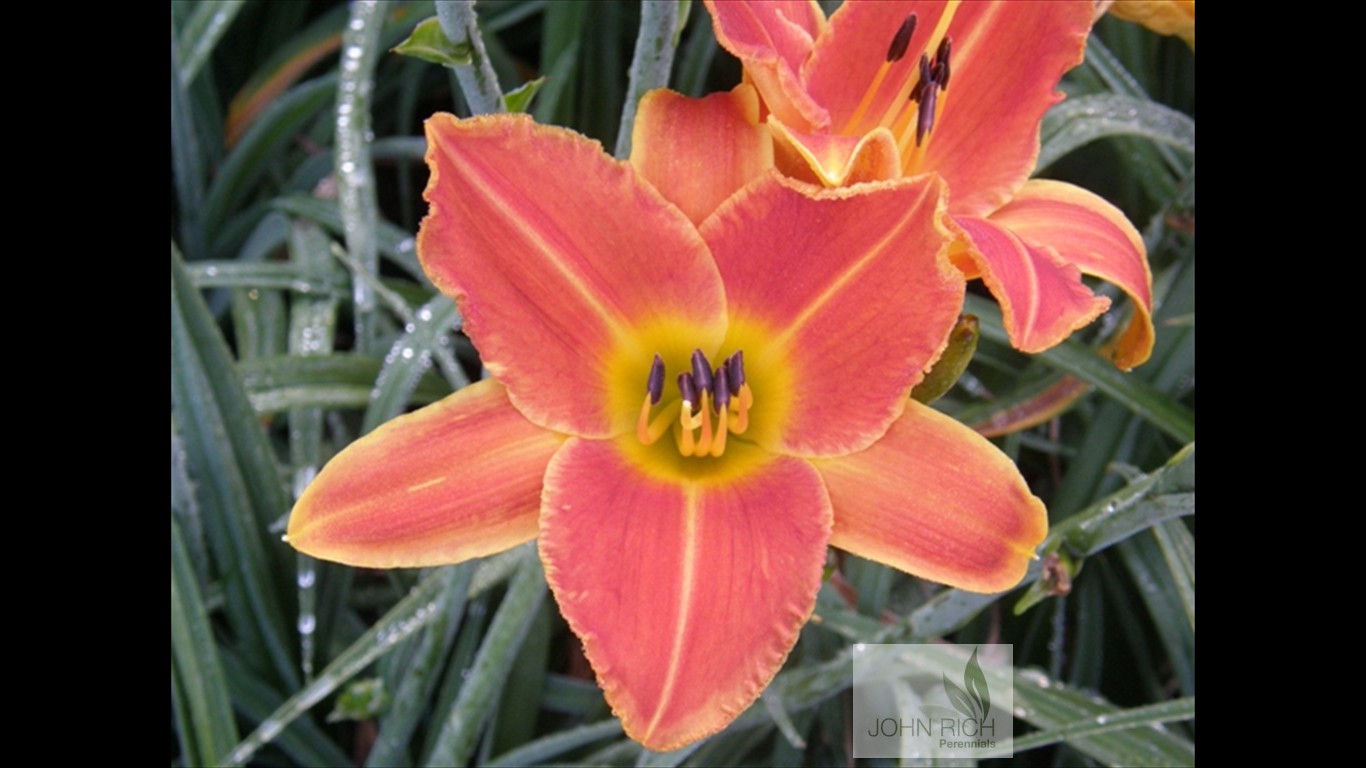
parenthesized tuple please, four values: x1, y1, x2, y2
(395, 16, 474, 66)
(367, 565, 476, 767)
(171, 515, 239, 766)
(237, 354, 452, 414)
(204, 76, 337, 238)
(965, 294, 1196, 444)
(171, 243, 297, 688)
(1039, 94, 1195, 170)
(178, 0, 248, 84)
(1011, 669, 1194, 765)
(224, 566, 463, 766)
(1052, 443, 1195, 557)
(486, 721, 624, 768)
(503, 76, 547, 113)
(425, 547, 548, 766)
(1152, 519, 1196, 630)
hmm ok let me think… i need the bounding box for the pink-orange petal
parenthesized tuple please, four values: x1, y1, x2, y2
(919, 2, 1091, 216)
(986, 180, 1155, 370)
(704, 0, 830, 133)
(769, 119, 902, 187)
(541, 438, 831, 751)
(419, 114, 726, 438)
(803, 1, 945, 136)
(803, 1, 1093, 216)
(952, 214, 1110, 355)
(704, 172, 962, 457)
(287, 379, 564, 568)
(814, 400, 1048, 593)
(629, 85, 775, 227)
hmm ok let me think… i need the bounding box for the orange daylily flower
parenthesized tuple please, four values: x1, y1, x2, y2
(1106, 1, 1196, 50)
(288, 113, 1046, 750)
(706, 0, 1155, 370)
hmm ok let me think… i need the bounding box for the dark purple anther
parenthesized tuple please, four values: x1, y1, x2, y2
(713, 366, 730, 411)
(646, 354, 665, 405)
(911, 53, 932, 103)
(916, 82, 938, 146)
(726, 350, 746, 391)
(886, 13, 917, 63)
(934, 36, 952, 90)
(690, 349, 713, 393)
(677, 372, 698, 411)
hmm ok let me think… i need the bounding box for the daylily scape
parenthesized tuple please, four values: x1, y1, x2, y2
(706, 0, 1155, 369)
(288, 113, 1046, 750)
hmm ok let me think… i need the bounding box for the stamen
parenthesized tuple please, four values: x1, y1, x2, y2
(639, 349, 753, 457)
(934, 36, 952, 90)
(841, 14, 918, 135)
(646, 354, 664, 405)
(886, 13, 917, 63)
(911, 53, 932, 103)
(731, 383, 753, 434)
(696, 391, 714, 455)
(710, 405, 729, 457)
(712, 366, 730, 411)
(915, 81, 938, 147)
(690, 349, 713, 393)
(726, 351, 746, 391)
(678, 372, 698, 415)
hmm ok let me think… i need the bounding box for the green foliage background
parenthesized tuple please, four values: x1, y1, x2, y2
(171, 1, 1195, 765)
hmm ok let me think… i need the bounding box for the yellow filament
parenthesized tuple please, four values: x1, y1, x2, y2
(709, 408, 729, 457)
(637, 396, 655, 444)
(840, 60, 894, 136)
(696, 393, 714, 456)
(639, 395, 680, 446)
(676, 418, 695, 456)
(870, 0, 960, 149)
(730, 384, 753, 434)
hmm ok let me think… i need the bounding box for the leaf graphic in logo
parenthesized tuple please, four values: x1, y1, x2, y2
(964, 647, 991, 721)
(942, 673, 976, 720)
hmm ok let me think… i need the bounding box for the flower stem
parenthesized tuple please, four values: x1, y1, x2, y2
(435, 0, 506, 116)
(614, 0, 688, 158)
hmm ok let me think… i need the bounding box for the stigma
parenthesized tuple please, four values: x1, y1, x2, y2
(636, 349, 754, 458)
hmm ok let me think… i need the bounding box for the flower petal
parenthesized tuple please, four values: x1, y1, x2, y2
(913, 1, 1091, 216)
(629, 85, 775, 227)
(952, 214, 1110, 355)
(541, 438, 831, 750)
(419, 114, 727, 438)
(813, 400, 1047, 593)
(800, 1, 1092, 215)
(704, 0, 829, 132)
(985, 180, 1155, 370)
(769, 119, 902, 187)
(704, 173, 962, 457)
(287, 379, 564, 568)
(1109, 0, 1196, 49)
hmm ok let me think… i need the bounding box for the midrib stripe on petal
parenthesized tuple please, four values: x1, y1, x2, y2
(773, 183, 932, 348)
(645, 484, 701, 740)
(456, 147, 632, 341)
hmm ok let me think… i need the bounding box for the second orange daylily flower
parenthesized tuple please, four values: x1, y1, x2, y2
(288, 113, 1046, 750)
(706, 0, 1155, 370)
